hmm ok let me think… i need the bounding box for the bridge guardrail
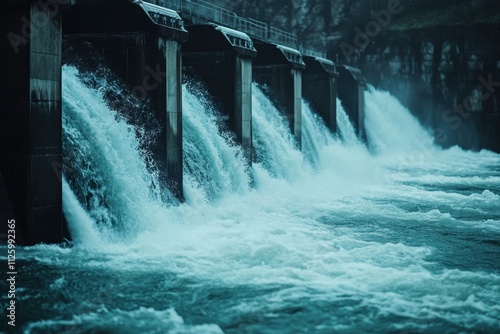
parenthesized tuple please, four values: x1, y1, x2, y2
(145, 0, 326, 56)
(268, 27, 298, 49)
(183, 0, 237, 27)
(148, 0, 181, 11)
(237, 17, 268, 41)
(299, 46, 327, 59)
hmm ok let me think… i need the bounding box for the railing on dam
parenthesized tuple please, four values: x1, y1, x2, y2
(145, 0, 322, 57)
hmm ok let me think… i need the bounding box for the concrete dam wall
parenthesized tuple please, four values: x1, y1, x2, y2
(0, 0, 366, 245)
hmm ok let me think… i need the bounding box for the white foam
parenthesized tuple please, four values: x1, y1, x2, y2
(301, 99, 335, 167)
(182, 82, 251, 203)
(364, 86, 434, 155)
(62, 65, 167, 241)
(24, 307, 223, 334)
(252, 83, 308, 180)
(62, 177, 102, 246)
(337, 99, 361, 146)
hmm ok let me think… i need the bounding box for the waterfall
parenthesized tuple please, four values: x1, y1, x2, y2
(364, 86, 435, 155)
(251, 83, 307, 179)
(62, 66, 436, 241)
(62, 65, 167, 241)
(62, 177, 101, 246)
(337, 99, 361, 146)
(182, 80, 251, 203)
(62, 70, 381, 240)
(301, 100, 335, 167)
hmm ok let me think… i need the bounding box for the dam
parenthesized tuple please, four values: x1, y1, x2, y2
(0, 1, 499, 333)
(0, 0, 364, 244)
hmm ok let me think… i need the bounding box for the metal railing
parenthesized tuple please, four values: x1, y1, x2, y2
(144, 0, 327, 56)
(147, 0, 181, 11)
(183, 0, 237, 27)
(237, 17, 267, 41)
(268, 27, 298, 49)
(300, 46, 327, 59)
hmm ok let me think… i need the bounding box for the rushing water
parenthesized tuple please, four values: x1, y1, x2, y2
(1, 66, 499, 334)
(182, 80, 250, 203)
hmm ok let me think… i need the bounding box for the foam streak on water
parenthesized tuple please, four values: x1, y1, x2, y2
(8, 70, 500, 334)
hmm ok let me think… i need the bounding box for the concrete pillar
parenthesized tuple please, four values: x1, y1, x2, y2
(235, 56, 253, 162)
(0, 1, 76, 245)
(63, 0, 187, 201)
(164, 39, 184, 198)
(183, 24, 256, 164)
(253, 42, 305, 149)
(302, 56, 338, 133)
(337, 65, 366, 141)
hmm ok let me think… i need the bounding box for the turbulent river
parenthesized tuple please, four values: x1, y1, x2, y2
(1, 66, 499, 334)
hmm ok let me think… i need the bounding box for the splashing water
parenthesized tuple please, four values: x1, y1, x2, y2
(301, 100, 335, 167)
(9, 68, 500, 334)
(337, 99, 362, 146)
(252, 83, 308, 179)
(61, 65, 166, 240)
(182, 80, 250, 203)
(62, 177, 101, 246)
(364, 86, 435, 155)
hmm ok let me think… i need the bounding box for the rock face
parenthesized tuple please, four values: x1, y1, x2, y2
(220, 0, 500, 152)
